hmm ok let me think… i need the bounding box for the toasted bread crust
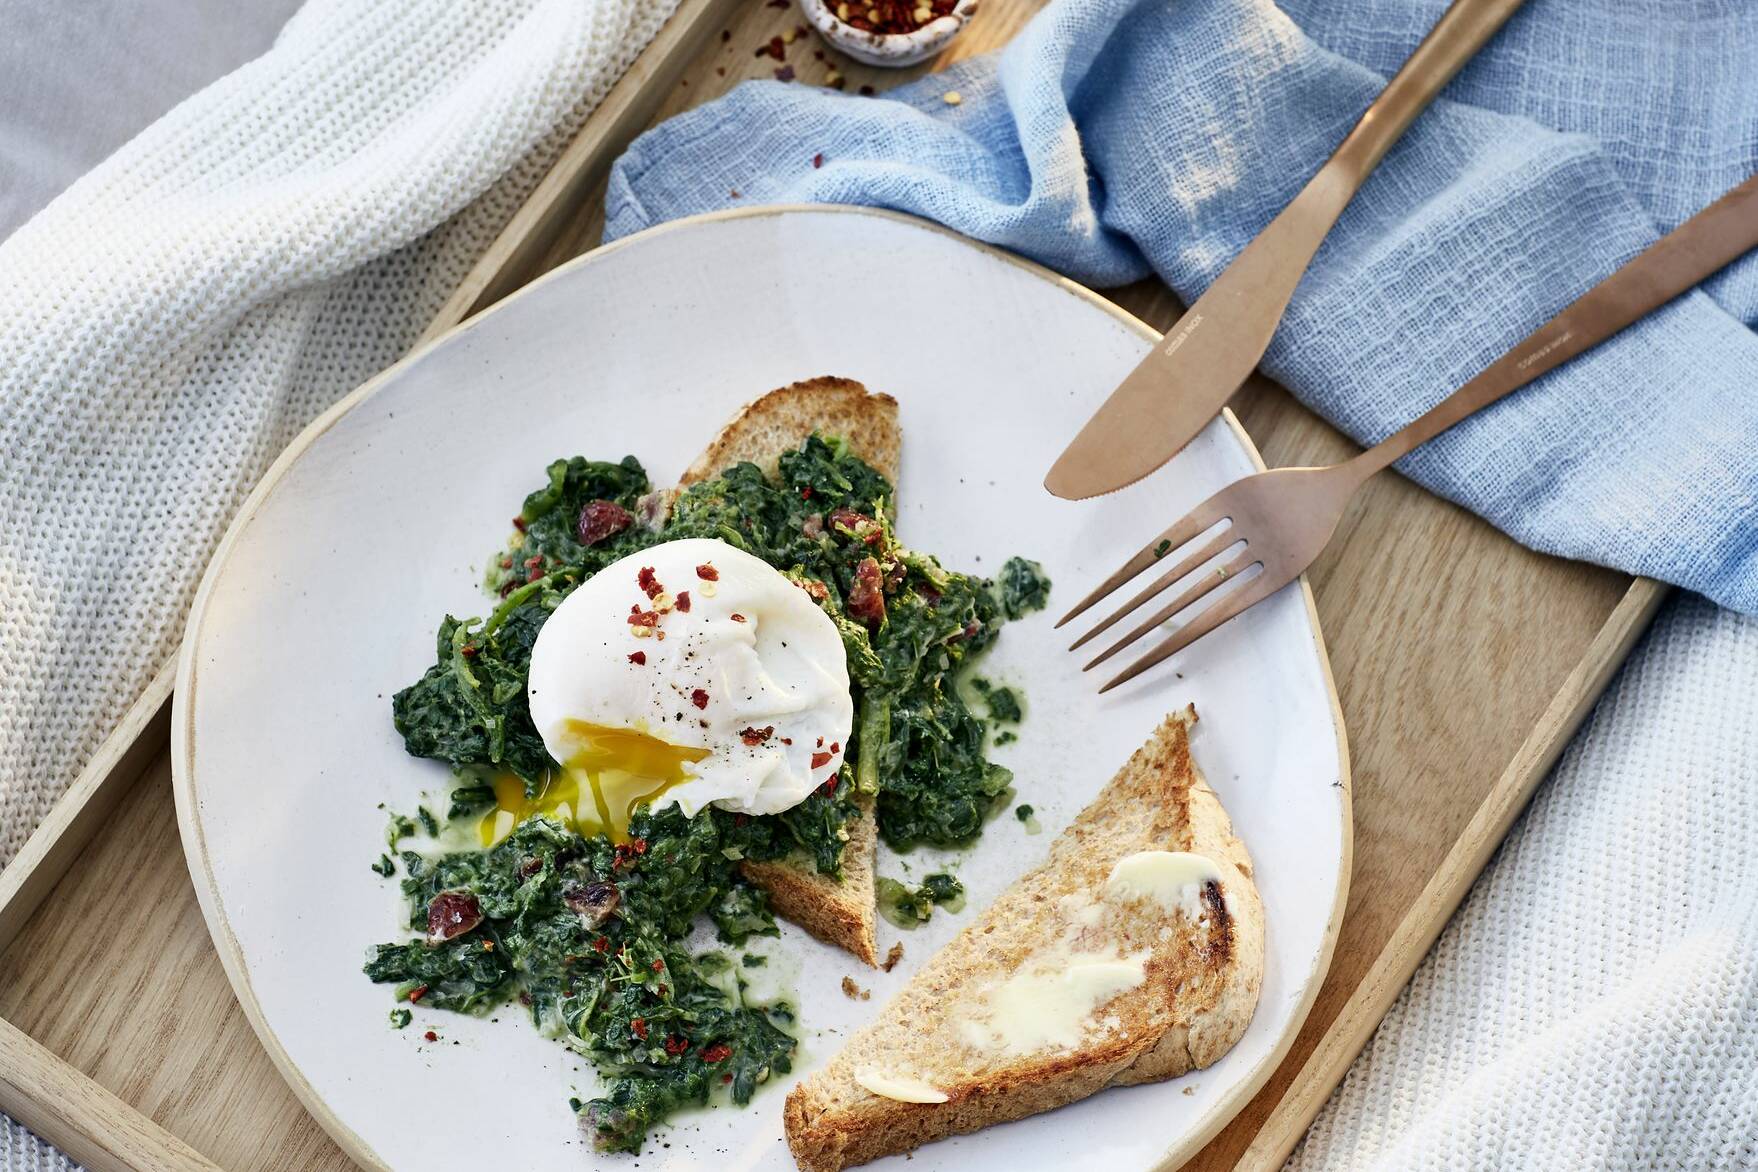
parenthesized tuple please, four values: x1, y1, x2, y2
(741, 795, 878, 967)
(682, 376, 899, 965)
(679, 376, 900, 488)
(783, 709, 1266, 1171)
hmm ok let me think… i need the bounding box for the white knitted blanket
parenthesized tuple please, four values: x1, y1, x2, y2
(0, 1, 672, 1163)
(0, 0, 675, 866)
(1290, 594, 1758, 1171)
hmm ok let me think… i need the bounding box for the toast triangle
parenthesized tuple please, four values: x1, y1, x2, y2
(782, 708, 1265, 1171)
(679, 376, 900, 966)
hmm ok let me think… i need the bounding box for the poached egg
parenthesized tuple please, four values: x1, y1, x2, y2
(507, 537, 853, 844)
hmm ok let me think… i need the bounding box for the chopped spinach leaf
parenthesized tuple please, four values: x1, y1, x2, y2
(995, 556, 1051, 619)
(971, 676, 1024, 723)
(371, 853, 395, 877)
(875, 872, 965, 928)
(386, 813, 416, 848)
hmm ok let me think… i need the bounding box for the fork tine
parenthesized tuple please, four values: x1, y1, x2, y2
(1055, 497, 1231, 629)
(1083, 547, 1259, 671)
(1067, 527, 1240, 652)
(1097, 566, 1280, 693)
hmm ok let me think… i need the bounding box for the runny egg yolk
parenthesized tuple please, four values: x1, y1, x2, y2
(479, 720, 710, 847)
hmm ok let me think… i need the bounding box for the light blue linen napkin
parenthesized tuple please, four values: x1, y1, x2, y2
(606, 0, 1758, 614)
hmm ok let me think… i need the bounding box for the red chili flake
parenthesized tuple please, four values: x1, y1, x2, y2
(675, 590, 692, 612)
(628, 606, 660, 631)
(499, 557, 512, 569)
(702, 1042, 732, 1063)
(846, 556, 886, 629)
(525, 555, 543, 570)
(811, 750, 833, 769)
(407, 984, 429, 1003)
(577, 499, 633, 546)
(765, 35, 785, 60)
(730, 188, 741, 199)
(512, 516, 528, 532)
(822, 775, 839, 794)
(651, 958, 666, 973)
(817, 736, 824, 747)
(637, 566, 665, 598)
(628, 651, 647, 665)
(593, 936, 610, 954)
(780, 736, 793, 745)
(813, 153, 824, 169)
(830, 742, 841, 753)
(460, 644, 479, 657)
(499, 581, 517, 597)
(664, 1035, 690, 1056)
(800, 486, 813, 500)
(813, 49, 825, 60)
(631, 1017, 649, 1040)
(426, 890, 483, 943)
(696, 563, 720, 581)
(519, 990, 533, 1006)
(730, 613, 747, 623)
(424, 1030, 438, 1043)
(774, 65, 796, 82)
(691, 688, 710, 710)
(527, 565, 543, 583)
(740, 725, 776, 746)
(734, 813, 749, 826)
(722, 1073, 733, 1083)
(632, 838, 648, 855)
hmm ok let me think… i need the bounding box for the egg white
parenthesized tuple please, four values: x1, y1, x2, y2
(526, 537, 853, 822)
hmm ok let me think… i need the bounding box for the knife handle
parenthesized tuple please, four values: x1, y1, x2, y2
(1329, 0, 1527, 183)
(1355, 172, 1758, 476)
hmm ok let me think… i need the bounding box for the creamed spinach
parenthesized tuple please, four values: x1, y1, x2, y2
(369, 434, 1047, 1152)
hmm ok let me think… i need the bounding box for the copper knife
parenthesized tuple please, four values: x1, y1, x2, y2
(1045, 0, 1528, 499)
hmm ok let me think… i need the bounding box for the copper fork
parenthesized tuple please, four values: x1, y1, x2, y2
(1058, 173, 1758, 692)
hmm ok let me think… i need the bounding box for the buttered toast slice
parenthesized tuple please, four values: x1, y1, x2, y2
(678, 376, 900, 967)
(783, 708, 1264, 1172)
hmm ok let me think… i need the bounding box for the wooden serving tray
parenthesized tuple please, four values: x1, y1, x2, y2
(0, 2, 1664, 1169)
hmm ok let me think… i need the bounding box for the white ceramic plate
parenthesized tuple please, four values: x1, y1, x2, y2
(175, 207, 1349, 1172)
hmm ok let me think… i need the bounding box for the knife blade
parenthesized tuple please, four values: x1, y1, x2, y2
(1044, 0, 1527, 499)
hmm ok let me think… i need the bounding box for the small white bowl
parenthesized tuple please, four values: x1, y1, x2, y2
(796, 0, 978, 69)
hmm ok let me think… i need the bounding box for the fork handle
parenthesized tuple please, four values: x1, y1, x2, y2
(1354, 172, 1758, 478)
(1329, 0, 1528, 183)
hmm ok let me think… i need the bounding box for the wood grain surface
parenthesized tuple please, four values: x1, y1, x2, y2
(0, 2, 1663, 1169)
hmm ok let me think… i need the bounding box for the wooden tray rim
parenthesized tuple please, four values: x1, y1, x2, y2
(168, 202, 1354, 1172)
